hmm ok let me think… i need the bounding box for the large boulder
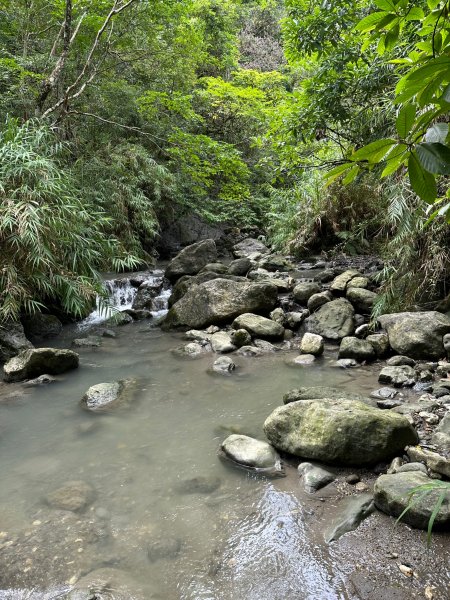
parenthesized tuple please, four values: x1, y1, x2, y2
(3, 348, 79, 382)
(221, 434, 281, 471)
(346, 287, 377, 314)
(163, 279, 278, 330)
(165, 239, 218, 282)
(169, 272, 246, 306)
(228, 257, 252, 276)
(378, 311, 450, 359)
(338, 336, 376, 362)
(0, 321, 33, 363)
(233, 237, 269, 258)
(374, 472, 450, 530)
(263, 398, 418, 466)
(300, 332, 324, 356)
(330, 270, 360, 294)
(232, 313, 284, 341)
(21, 314, 63, 340)
(293, 282, 321, 304)
(81, 379, 137, 412)
(305, 298, 355, 341)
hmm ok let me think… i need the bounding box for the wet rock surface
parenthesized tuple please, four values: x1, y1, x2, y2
(45, 480, 95, 512)
(81, 379, 137, 412)
(165, 239, 218, 282)
(0, 321, 33, 363)
(305, 298, 355, 341)
(221, 434, 281, 471)
(3, 348, 79, 382)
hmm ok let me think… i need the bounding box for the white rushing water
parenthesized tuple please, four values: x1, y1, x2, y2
(79, 270, 170, 329)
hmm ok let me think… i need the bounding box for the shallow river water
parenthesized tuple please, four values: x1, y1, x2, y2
(1, 311, 449, 599)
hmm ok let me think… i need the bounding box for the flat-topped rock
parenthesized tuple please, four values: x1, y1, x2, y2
(165, 239, 218, 282)
(163, 279, 278, 330)
(263, 398, 418, 466)
(3, 348, 79, 382)
(232, 313, 284, 341)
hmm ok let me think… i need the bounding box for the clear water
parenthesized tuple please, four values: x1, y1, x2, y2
(1, 320, 449, 599)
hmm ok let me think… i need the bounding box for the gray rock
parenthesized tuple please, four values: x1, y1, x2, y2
(147, 536, 182, 562)
(324, 494, 374, 542)
(228, 257, 252, 276)
(263, 399, 418, 466)
(21, 314, 62, 340)
(270, 307, 286, 326)
(124, 308, 152, 320)
(346, 287, 377, 314)
(253, 339, 278, 352)
(283, 386, 369, 405)
(298, 462, 335, 493)
(236, 345, 263, 357)
(316, 268, 335, 283)
(293, 281, 321, 304)
(355, 324, 369, 338)
(378, 365, 416, 387)
(221, 434, 281, 471)
(330, 269, 360, 293)
(285, 310, 309, 329)
(81, 379, 137, 412)
(338, 336, 376, 362)
(0, 321, 33, 363)
(174, 341, 210, 357)
(210, 331, 236, 353)
(163, 279, 278, 330)
(444, 332, 450, 357)
(211, 356, 236, 374)
(396, 462, 428, 474)
(377, 399, 403, 409)
(72, 336, 102, 348)
(386, 355, 416, 367)
(185, 329, 212, 343)
(370, 387, 399, 400)
(288, 354, 316, 366)
(336, 358, 358, 369)
(131, 278, 164, 309)
(431, 413, 450, 453)
(348, 276, 369, 288)
(367, 333, 390, 357)
(300, 332, 324, 356)
(165, 239, 218, 282)
(259, 254, 290, 271)
(169, 271, 247, 306)
(307, 291, 333, 313)
(105, 311, 133, 326)
(3, 348, 79, 382)
(406, 445, 450, 478)
(378, 311, 450, 360)
(305, 299, 355, 341)
(101, 329, 116, 338)
(175, 475, 221, 494)
(233, 237, 269, 258)
(232, 313, 284, 340)
(23, 373, 57, 387)
(374, 472, 450, 529)
(201, 262, 228, 274)
(230, 328, 252, 348)
(45, 480, 94, 512)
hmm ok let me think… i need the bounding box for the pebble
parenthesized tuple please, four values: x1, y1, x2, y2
(355, 482, 368, 492)
(345, 474, 360, 484)
(399, 564, 413, 577)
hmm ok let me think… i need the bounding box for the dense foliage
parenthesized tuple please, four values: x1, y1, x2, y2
(1, 0, 449, 320)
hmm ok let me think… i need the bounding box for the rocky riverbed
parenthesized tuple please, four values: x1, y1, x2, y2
(0, 237, 449, 599)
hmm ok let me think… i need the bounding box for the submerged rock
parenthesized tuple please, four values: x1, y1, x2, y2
(305, 298, 355, 341)
(298, 462, 335, 493)
(0, 320, 33, 363)
(378, 311, 450, 359)
(163, 279, 278, 330)
(3, 348, 79, 382)
(263, 399, 418, 466)
(210, 331, 236, 353)
(374, 472, 450, 530)
(324, 494, 374, 542)
(147, 536, 182, 563)
(165, 239, 218, 282)
(221, 434, 282, 472)
(81, 379, 137, 412)
(175, 475, 221, 494)
(232, 313, 284, 341)
(72, 335, 102, 347)
(211, 356, 236, 374)
(67, 568, 148, 600)
(45, 480, 95, 512)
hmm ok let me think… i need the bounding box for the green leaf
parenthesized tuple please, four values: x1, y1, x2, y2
(326, 163, 353, 186)
(351, 139, 397, 163)
(442, 82, 450, 103)
(381, 144, 408, 177)
(425, 123, 449, 144)
(374, 0, 396, 10)
(384, 24, 400, 52)
(416, 142, 450, 175)
(405, 7, 425, 21)
(408, 152, 437, 203)
(342, 165, 360, 184)
(356, 11, 390, 33)
(396, 104, 416, 138)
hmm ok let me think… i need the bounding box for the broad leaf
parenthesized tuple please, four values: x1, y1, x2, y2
(396, 104, 416, 138)
(425, 123, 449, 144)
(356, 11, 390, 32)
(408, 152, 437, 203)
(405, 7, 425, 21)
(351, 139, 397, 163)
(416, 142, 450, 175)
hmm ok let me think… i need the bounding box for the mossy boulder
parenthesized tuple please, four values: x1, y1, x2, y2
(305, 298, 355, 341)
(232, 313, 284, 340)
(3, 348, 79, 382)
(165, 239, 218, 282)
(263, 398, 418, 466)
(163, 279, 278, 330)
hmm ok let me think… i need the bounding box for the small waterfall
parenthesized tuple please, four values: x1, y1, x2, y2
(79, 269, 171, 328)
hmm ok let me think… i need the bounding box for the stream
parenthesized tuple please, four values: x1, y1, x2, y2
(0, 274, 449, 599)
